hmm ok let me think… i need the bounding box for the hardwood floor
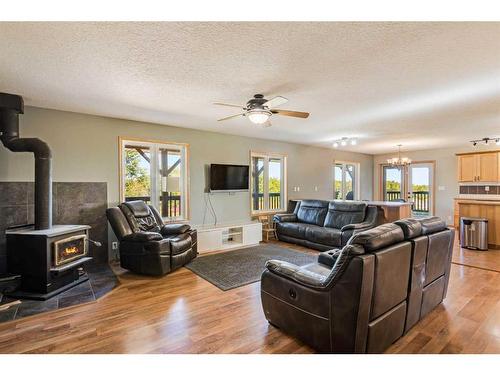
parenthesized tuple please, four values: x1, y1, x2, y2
(0, 240, 498, 354)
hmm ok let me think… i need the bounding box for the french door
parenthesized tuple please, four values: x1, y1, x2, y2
(381, 162, 434, 217)
(408, 162, 434, 216)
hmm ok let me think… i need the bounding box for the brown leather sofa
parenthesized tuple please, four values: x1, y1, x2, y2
(107, 200, 197, 276)
(274, 200, 380, 251)
(260, 217, 454, 353)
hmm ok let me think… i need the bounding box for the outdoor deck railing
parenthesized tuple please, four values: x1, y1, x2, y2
(385, 190, 430, 212)
(252, 192, 281, 210)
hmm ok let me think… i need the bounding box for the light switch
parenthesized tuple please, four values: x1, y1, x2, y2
(438, 186, 445, 191)
(485, 186, 490, 192)
(314, 186, 318, 191)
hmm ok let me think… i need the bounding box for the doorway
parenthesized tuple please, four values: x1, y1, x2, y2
(380, 162, 435, 217)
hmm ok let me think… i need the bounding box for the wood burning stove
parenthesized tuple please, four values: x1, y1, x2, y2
(1, 93, 95, 300)
(6, 225, 92, 300)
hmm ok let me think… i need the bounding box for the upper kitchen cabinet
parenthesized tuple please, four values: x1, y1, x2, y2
(457, 151, 499, 182)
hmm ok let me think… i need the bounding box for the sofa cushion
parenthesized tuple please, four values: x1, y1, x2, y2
(349, 223, 404, 252)
(324, 201, 367, 229)
(418, 217, 447, 235)
(295, 200, 329, 226)
(394, 218, 422, 239)
(305, 226, 342, 247)
(276, 222, 318, 240)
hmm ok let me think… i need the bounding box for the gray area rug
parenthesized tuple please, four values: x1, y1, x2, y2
(185, 243, 318, 291)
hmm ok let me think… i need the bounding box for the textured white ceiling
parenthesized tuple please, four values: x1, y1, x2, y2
(0, 22, 499, 154)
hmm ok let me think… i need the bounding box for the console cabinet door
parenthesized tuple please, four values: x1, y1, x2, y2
(458, 154, 477, 182)
(477, 152, 498, 182)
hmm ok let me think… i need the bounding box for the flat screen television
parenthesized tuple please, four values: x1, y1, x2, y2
(210, 164, 249, 192)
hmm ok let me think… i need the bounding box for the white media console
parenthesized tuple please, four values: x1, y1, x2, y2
(194, 221, 262, 254)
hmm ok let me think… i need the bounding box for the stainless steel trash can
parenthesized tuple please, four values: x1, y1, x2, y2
(460, 217, 488, 250)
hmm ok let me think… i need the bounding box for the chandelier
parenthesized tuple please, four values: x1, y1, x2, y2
(387, 144, 411, 168)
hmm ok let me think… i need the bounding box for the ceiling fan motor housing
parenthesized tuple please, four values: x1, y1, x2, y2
(246, 94, 268, 110)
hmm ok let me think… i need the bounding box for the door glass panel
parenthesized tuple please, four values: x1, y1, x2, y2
(124, 145, 151, 204)
(334, 164, 343, 199)
(345, 164, 355, 200)
(409, 165, 432, 217)
(268, 158, 282, 211)
(383, 166, 403, 201)
(252, 156, 265, 211)
(159, 148, 182, 219)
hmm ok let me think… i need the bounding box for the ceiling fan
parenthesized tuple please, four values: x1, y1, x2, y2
(214, 94, 310, 127)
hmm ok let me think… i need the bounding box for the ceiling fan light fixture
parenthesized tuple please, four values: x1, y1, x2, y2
(248, 109, 271, 125)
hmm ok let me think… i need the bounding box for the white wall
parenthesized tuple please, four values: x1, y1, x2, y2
(373, 145, 500, 225)
(0, 107, 374, 253)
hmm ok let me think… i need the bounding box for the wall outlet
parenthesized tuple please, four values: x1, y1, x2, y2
(112, 242, 119, 250)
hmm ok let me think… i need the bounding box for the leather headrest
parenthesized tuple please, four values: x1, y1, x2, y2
(329, 201, 367, 212)
(298, 199, 330, 208)
(394, 218, 422, 239)
(349, 223, 404, 252)
(418, 216, 447, 235)
(123, 200, 150, 218)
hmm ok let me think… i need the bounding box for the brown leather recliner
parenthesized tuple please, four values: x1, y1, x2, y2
(260, 217, 454, 353)
(106, 200, 197, 276)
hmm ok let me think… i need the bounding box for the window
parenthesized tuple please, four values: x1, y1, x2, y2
(334, 161, 360, 200)
(250, 151, 287, 213)
(120, 138, 189, 221)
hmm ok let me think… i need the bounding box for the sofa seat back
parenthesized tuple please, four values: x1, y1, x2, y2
(394, 217, 455, 332)
(324, 201, 366, 229)
(294, 200, 329, 226)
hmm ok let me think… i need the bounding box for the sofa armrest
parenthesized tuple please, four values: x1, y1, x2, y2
(161, 223, 191, 236)
(265, 260, 327, 288)
(122, 232, 163, 242)
(341, 222, 373, 232)
(340, 205, 379, 232)
(273, 213, 297, 223)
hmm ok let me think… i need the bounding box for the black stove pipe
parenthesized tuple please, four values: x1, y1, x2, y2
(0, 93, 52, 230)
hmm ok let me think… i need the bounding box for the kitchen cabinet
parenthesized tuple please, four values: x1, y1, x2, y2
(457, 151, 499, 182)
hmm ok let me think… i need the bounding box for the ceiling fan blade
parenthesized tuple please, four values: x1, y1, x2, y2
(217, 113, 245, 122)
(272, 109, 310, 118)
(213, 102, 246, 109)
(264, 96, 288, 109)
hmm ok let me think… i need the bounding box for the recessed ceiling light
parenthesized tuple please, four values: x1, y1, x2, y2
(340, 139, 347, 146)
(333, 142, 339, 148)
(350, 139, 357, 146)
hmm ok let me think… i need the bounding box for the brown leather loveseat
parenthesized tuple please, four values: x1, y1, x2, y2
(260, 217, 454, 353)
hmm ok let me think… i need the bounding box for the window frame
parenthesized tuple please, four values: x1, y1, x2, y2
(333, 160, 361, 200)
(250, 150, 287, 215)
(119, 137, 190, 222)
